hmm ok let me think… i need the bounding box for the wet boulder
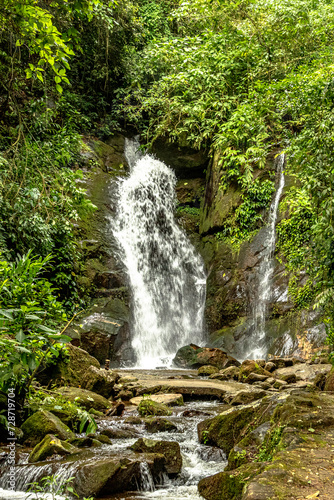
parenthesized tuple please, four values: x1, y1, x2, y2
(101, 427, 139, 439)
(174, 344, 239, 370)
(130, 438, 182, 475)
(209, 365, 240, 381)
(145, 418, 178, 433)
(28, 434, 78, 463)
(21, 410, 75, 446)
(56, 387, 111, 411)
(73, 454, 165, 497)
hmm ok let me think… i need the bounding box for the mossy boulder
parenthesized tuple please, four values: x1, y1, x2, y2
(198, 462, 265, 500)
(324, 365, 334, 391)
(130, 438, 182, 475)
(138, 399, 171, 417)
(28, 434, 78, 463)
(238, 360, 271, 381)
(209, 366, 240, 381)
(197, 401, 265, 454)
(21, 410, 75, 446)
(56, 387, 111, 411)
(144, 418, 178, 434)
(38, 344, 100, 387)
(198, 365, 219, 376)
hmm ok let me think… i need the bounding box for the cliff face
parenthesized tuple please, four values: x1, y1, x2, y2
(72, 135, 325, 365)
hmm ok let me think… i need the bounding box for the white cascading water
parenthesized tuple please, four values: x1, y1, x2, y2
(247, 153, 285, 359)
(112, 138, 207, 368)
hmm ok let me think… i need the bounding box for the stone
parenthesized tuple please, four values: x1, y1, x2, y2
(69, 437, 94, 448)
(314, 371, 327, 390)
(197, 402, 263, 455)
(101, 428, 139, 439)
(73, 454, 165, 497)
(138, 399, 172, 417)
(81, 366, 119, 398)
(238, 360, 271, 381)
(130, 394, 183, 407)
(324, 365, 334, 391)
(56, 387, 111, 411)
(273, 379, 288, 389)
(124, 416, 142, 425)
(273, 363, 331, 383)
(280, 373, 297, 384)
(145, 418, 178, 434)
(264, 361, 276, 372)
(21, 411, 75, 446)
(230, 389, 267, 406)
(118, 389, 134, 400)
(181, 409, 212, 418)
(130, 438, 182, 475)
(209, 366, 240, 381)
(270, 357, 294, 368)
(254, 381, 272, 390)
(38, 344, 100, 387)
(28, 434, 78, 463)
(244, 373, 268, 385)
(173, 344, 239, 370)
(198, 365, 219, 376)
(198, 462, 265, 500)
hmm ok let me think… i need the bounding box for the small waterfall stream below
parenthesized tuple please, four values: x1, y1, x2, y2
(246, 153, 285, 359)
(0, 370, 227, 500)
(112, 139, 207, 368)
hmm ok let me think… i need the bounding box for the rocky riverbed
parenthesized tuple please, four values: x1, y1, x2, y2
(1, 345, 334, 499)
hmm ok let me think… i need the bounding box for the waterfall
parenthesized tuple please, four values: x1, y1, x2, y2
(112, 139, 207, 368)
(247, 153, 285, 359)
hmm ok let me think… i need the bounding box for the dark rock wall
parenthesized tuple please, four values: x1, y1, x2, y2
(72, 135, 324, 365)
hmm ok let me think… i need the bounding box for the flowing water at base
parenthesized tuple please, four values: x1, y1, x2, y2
(0, 371, 227, 500)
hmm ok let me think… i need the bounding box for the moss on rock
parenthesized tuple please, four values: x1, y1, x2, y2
(28, 434, 78, 463)
(138, 399, 171, 417)
(21, 410, 75, 446)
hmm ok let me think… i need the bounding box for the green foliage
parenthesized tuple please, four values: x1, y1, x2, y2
(176, 205, 201, 216)
(28, 474, 94, 499)
(0, 253, 70, 404)
(216, 178, 275, 248)
(28, 388, 97, 434)
(257, 425, 285, 462)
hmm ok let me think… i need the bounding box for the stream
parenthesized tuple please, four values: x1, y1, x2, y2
(0, 369, 227, 499)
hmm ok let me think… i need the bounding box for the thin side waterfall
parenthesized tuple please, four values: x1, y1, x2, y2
(247, 153, 285, 359)
(112, 138, 207, 368)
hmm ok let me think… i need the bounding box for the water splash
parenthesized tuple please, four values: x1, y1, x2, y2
(112, 141, 206, 368)
(137, 462, 155, 492)
(247, 153, 285, 359)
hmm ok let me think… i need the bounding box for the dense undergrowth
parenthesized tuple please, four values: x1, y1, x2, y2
(1, 0, 334, 406)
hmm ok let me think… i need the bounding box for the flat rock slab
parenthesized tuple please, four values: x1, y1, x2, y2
(130, 394, 184, 406)
(274, 363, 331, 382)
(133, 378, 261, 401)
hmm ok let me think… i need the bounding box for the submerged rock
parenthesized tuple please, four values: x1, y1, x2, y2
(28, 434, 78, 463)
(21, 410, 75, 446)
(130, 438, 182, 475)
